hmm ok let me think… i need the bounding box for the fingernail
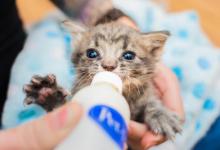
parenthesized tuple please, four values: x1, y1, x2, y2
(142, 133, 165, 150)
(48, 102, 82, 130)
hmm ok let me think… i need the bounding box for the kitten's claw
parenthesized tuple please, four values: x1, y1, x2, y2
(24, 97, 35, 105)
(31, 75, 42, 85)
(23, 74, 67, 111)
(23, 85, 32, 93)
(47, 74, 56, 85)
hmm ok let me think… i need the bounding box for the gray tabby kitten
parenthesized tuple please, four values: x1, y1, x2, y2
(23, 9, 182, 140)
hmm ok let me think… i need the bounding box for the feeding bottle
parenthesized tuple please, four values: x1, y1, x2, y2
(56, 71, 130, 150)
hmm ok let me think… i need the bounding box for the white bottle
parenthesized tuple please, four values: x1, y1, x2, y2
(56, 71, 130, 150)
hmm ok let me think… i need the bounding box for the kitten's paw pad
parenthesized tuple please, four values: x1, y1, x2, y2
(23, 74, 68, 111)
(23, 74, 57, 98)
(145, 111, 182, 139)
(38, 87, 54, 103)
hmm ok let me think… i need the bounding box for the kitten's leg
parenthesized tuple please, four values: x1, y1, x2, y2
(143, 94, 182, 139)
(23, 74, 69, 112)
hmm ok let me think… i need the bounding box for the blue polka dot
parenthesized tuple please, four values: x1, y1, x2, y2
(46, 31, 60, 38)
(172, 66, 183, 81)
(178, 29, 189, 39)
(195, 121, 202, 131)
(198, 57, 210, 70)
(18, 109, 37, 121)
(203, 98, 215, 110)
(64, 34, 71, 44)
(192, 83, 206, 99)
(18, 107, 45, 123)
(188, 13, 197, 21)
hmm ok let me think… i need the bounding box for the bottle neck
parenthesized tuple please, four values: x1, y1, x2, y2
(93, 82, 121, 94)
(91, 71, 123, 93)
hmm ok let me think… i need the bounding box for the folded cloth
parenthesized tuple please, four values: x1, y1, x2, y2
(2, 0, 220, 149)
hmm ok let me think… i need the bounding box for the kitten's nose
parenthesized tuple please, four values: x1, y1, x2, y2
(101, 63, 117, 71)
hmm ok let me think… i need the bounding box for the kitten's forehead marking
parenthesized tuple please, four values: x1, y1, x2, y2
(94, 33, 106, 47)
(93, 32, 130, 52)
(93, 23, 133, 41)
(111, 35, 129, 49)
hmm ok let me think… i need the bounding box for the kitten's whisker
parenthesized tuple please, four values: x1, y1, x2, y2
(127, 76, 131, 98)
(75, 74, 88, 87)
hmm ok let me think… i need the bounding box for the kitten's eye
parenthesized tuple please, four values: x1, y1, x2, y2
(86, 48, 99, 59)
(122, 51, 136, 60)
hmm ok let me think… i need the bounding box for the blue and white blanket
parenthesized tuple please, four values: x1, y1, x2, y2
(3, 0, 220, 149)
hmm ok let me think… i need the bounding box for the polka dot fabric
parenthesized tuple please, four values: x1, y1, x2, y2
(3, 1, 220, 149)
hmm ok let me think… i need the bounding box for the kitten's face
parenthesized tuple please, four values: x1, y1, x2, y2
(65, 21, 169, 98)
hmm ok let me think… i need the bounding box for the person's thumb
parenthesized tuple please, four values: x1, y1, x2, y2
(0, 102, 82, 150)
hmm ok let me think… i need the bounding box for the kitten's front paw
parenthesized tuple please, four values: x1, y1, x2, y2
(145, 109, 182, 139)
(23, 74, 68, 111)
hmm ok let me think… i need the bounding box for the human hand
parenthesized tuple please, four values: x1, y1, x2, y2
(128, 63, 184, 150)
(0, 102, 82, 150)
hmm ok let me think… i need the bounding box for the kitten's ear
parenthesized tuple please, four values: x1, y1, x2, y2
(141, 31, 170, 58)
(62, 20, 87, 35)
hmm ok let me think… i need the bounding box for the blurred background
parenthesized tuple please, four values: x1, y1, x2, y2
(2, 0, 220, 150)
(17, 0, 220, 47)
